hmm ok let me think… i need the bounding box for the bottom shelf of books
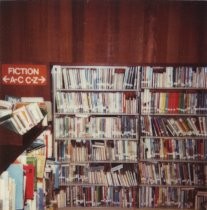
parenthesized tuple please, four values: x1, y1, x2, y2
(54, 186, 207, 209)
(54, 186, 138, 208)
(55, 163, 138, 208)
(52, 163, 207, 209)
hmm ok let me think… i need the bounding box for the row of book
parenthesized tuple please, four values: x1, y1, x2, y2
(59, 164, 88, 184)
(55, 186, 138, 208)
(138, 162, 206, 186)
(52, 65, 207, 89)
(140, 138, 207, 160)
(141, 116, 207, 137)
(52, 66, 140, 90)
(55, 92, 137, 114)
(59, 164, 137, 186)
(0, 100, 45, 135)
(55, 140, 137, 162)
(55, 116, 138, 139)
(141, 90, 207, 114)
(141, 66, 207, 88)
(88, 168, 137, 187)
(139, 186, 195, 208)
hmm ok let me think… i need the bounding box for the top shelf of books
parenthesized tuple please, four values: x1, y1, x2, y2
(52, 66, 207, 90)
(141, 66, 207, 88)
(52, 66, 140, 90)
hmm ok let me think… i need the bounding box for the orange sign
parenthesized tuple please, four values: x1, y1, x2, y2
(1, 64, 47, 85)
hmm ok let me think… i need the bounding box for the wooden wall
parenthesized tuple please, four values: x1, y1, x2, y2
(0, 0, 207, 99)
(0, 0, 207, 172)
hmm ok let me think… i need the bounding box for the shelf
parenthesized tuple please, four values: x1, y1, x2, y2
(59, 182, 138, 187)
(139, 184, 207, 189)
(59, 160, 137, 164)
(55, 112, 139, 116)
(139, 159, 207, 163)
(55, 137, 138, 141)
(56, 88, 139, 92)
(141, 113, 207, 116)
(140, 136, 207, 139)
(141, 87, 207, 91)
(0, 122, 47, 174)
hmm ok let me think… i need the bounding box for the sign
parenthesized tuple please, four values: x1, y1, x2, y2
(1, 64, 47, 85)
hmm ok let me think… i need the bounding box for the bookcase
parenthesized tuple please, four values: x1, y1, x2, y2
(52, 65, 139, 208)
(139, 66, 207, 209)
(51, 65, 207, 209)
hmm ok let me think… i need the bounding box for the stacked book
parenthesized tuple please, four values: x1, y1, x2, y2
(0, 100, 45, 135)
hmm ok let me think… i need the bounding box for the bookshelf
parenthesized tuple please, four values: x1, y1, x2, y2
(52, 65, 207, 209)
(139, 66, 207, 209)
(52, 65, 140, 208)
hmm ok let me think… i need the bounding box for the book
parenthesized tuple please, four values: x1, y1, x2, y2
(23, 164, 35, 200)
(0, 100, 13, 109)
(20, 97, 44, 103)
(13, 105, 34, 131)
(4, 95, 21, 104)
(0, 100, 13, 125)
(26, 156, 37, 191)
(13, 114, 27, 134)
(7, 163, 24, 210)
(25, 103, 44, 125)
(0, 117, 21, 134)
(26, 138, 45, 153)
(0, 109, 12, 123)
(0, 171, 10, 210)
(36, 155, 46, 179)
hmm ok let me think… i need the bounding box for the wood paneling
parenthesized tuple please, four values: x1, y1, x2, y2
(0, 0, 207, 169)
(0, 0, 206, 66)
(0, 0, 206, 100)
(0, 3, 206, 98)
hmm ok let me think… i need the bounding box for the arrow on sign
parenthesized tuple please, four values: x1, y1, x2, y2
(38, 76, 46, 84)
(3, 76, 10, 83)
